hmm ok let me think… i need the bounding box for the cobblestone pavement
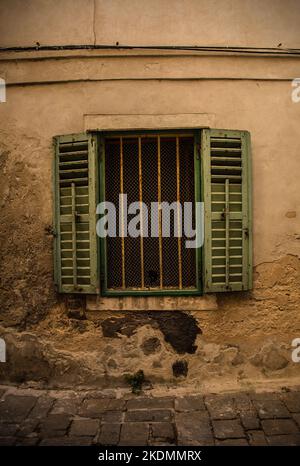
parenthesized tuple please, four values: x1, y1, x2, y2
(1, 385, 300, 446)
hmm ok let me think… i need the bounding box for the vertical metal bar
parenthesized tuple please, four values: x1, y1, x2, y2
(194, 131, 202, 292)
(157, 135, 163, 289)
(71, 182, 77, 288)
(225, 178, 230, 288)
(138, 137, 145, 288)
(176, 137, 183, 289)
(120, 136, 126, 289)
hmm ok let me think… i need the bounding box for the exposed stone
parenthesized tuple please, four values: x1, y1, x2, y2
(172, 360, 188, 377)
(119, 422, 149, 446)
(0, 386, 300, 445)
(235, 393, 259, 430)
(78, 398, 125, 418)
(100, 311, 201, 354)
(101, 411, 123, 423)
(232, 352, 245, 366)
(250, 353, 262, 367)
(0, 437, 16, 446)
(151, 422, 175, 442)
(250, 392, 280, 401)
(28, 396, 54, 419)
(200, 343, 221, 363)
(214, 346, 239, 365)
(40, 436, 93, 446)
(107, 359, 117, 370)
(234, 393, 253, 411)
(263, 347, 289, 371)
(293, 413, 300, 427)
(0, 330, 88, 386)
(250, 343, 289, 371)
(240, 411, 260, 430)
(152, 360, 162, 368)
(0, 423, 19, 436)
(175, 395, 205, 412)
(103, 345, 117, 356)
(205, 395, 237, 420)
(247, 430, 268, 446)
(0, 395, 37, 422)
(97, 423, 121, 445)
(67, 309, 86, 320)
(215, 438, 248, 446)
(127, 397, 174, 410)
(282, 392, 300, 412)
(261, 419, 299, 435)
(212, 419, 245, 439)
(16, 437, 39, 446)
(141, 337, 161, 355)
(125, 409, 172, 422)
(39, 414, 71, 436)
(69, 419, 99, 437)
(253, 399, 290, 419)
(176, 411, 213, 445)
(267, 434, 300, 446)
(51, 397, 81, 416)
(16, 418, 39, 437)
(69, 319, 88, 333)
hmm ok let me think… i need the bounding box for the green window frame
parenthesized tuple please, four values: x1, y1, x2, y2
(53, 128, 252, 296)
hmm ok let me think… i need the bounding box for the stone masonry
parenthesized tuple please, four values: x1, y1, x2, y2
(0, 386, 300, 445)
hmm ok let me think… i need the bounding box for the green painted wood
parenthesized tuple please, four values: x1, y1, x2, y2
(194, 130, 202, 293)
(53, 132, 99, 294)
(245, 131, 253, 289)
(201, 129, 212, 291)
(202, 128, 252, 293)
(225, 178, 230, 287)
(71, 182, 77, 287)
(98, 135, 108, 292)
(102, 289, 202, 297)
(52, 138, 60, 288)
(89, 133, 100, 294)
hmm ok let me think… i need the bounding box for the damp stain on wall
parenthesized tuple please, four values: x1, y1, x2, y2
(100, 311, 201, 354)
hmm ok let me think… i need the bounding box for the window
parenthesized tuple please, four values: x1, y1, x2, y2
(102, 132, 199, 295)
(53, 128, 252, 295)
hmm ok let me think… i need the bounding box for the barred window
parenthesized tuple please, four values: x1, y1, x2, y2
(53, 129, 252, 295)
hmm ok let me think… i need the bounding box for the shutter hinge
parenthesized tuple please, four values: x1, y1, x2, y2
(196, 143, 200, 160)
(45, 225, 56, 237)
(243, 227, 249, 238)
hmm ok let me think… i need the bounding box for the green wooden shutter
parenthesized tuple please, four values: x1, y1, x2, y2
(53, 133, 99, 294)
(201, 129, 252, 292)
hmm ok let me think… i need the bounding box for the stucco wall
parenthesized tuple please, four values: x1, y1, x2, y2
(0, 0, 300, 390)
(1, 0, 300, 48)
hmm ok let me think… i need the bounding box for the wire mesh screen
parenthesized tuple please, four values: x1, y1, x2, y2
(105, 134, 196, 291)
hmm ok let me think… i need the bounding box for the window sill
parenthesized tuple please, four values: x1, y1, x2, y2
(86, 294, 218, 312)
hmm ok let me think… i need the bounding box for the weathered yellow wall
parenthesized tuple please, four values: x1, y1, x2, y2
(0, 0, 300, 390)
(1, 0, 300, 48)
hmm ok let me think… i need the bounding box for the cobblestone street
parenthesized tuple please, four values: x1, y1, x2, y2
(1, 385, 300, 446)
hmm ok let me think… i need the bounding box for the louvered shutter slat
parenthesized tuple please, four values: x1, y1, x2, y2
(53, 133, 99, 294)
(202, 129, 252, 292)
